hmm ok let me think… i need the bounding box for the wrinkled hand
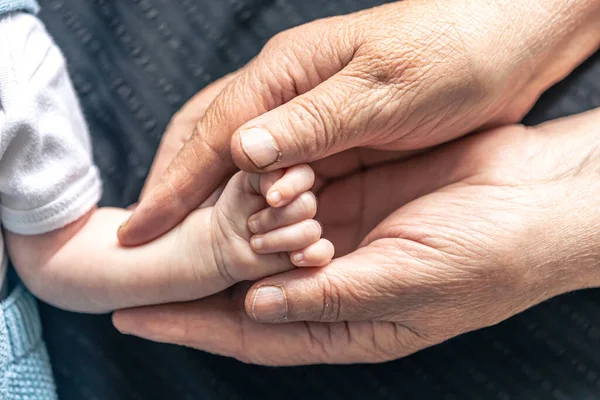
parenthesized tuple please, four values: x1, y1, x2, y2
(117, 0, 600, 246)
(114, 108, 600, 365)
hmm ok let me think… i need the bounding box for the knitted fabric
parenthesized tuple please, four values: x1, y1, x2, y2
(1, 284, 56, 400)
(0, 0, 38, 15)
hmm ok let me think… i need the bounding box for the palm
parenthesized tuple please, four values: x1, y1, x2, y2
(133, 147, 441, 364)
(309, 147, 423, 255)
(174, 167, 533, 365)
(126, 121, 595, 365)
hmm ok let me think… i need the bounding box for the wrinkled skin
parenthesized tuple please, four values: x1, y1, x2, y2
(115, 106, 600, 365)
(112, 0, 600, 365)
(118, 0, 600, 245)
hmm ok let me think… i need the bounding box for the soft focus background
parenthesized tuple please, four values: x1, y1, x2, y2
(38, 0, 600, 399)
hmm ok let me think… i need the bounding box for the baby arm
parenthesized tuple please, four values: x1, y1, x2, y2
(1, 13, 333, 314)
(7, 165, 334, 313)
(6, 206, 211, 313)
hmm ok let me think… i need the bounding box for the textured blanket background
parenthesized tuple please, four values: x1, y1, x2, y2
(37, 0, 600, 399)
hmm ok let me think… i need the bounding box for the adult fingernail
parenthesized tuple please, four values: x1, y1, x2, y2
(251, 286, 287, 322)
(239, 128, 281, 169)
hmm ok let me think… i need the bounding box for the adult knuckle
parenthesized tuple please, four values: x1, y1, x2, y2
(352, 29, 425, 86)
(319, 271, 344, 321)
(351, 17, 489, 105)
(192, 123, 229, 166)
(265, 20, 338, 62)
(258, 35, 291, 72)
(261, 28, 311, 74)
(296, 94, 342, 158)
(264, 28, 295, 51)
(353, 52, 402, 87)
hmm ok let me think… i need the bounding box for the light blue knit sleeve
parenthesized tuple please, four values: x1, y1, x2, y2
(0, 283, 57, 399)
(0, 0, 39, 16)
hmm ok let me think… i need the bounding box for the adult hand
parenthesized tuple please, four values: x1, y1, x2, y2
(117, 0, 600, 246)
(114, 108, 600, 365)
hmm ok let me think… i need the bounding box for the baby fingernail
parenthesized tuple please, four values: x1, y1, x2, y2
(248, 218, 261, 233)
(251, 236, 264, 250)
(251, 286, 287, 322)
(267, 191, 282, 206)
(292, 253, 305, 264)
(239, 128, 281, 169)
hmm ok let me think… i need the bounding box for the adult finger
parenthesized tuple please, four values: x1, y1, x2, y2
(243, 125, 513, 323)
(229, 69, 385, 173)
(112, 290, 413, 365)
(244, 247, 406, 323)
(118, 19, 357, 246)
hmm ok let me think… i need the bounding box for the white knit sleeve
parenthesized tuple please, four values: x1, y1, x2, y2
(0, 13, 101, 235)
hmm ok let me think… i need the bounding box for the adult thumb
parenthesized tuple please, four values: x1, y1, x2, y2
(245, 248, 391, 323)
(230, 71, 379, 173)
(118, 21, 357, 246)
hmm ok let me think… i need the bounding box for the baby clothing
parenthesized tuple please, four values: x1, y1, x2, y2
(0, 9, 102, 277)
(0, 2, 102, 399)
(0, 282, 56, 398)
(0, 0, 38, 15)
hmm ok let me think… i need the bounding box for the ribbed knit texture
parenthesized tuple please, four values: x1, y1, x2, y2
(33, 1, 600, 399)
(1, 285, 56, 400)
(0, 0, 38, 15)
